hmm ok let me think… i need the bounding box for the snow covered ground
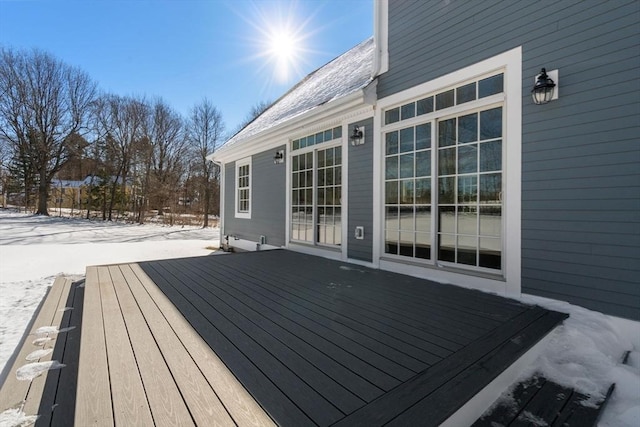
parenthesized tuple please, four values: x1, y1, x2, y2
(0, 209, 637, 426)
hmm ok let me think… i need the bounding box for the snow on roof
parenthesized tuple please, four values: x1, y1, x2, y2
(222, 37, 374, 149)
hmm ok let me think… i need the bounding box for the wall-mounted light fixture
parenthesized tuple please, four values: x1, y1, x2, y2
(349, 125, 365, 146)
(531, 68, 558, 105)
(273, 149, 284, 164)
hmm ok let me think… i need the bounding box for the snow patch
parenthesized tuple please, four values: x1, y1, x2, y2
(0, 408, 38, 427)
(25, 349, 53, 362)
(33, 326, 58, 336)
(516, 410, 548, 426)
(16, 361, 65, 381)
(31, 337, 52, 347)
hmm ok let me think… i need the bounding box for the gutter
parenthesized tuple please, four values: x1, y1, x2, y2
(209, 89, 370, 163)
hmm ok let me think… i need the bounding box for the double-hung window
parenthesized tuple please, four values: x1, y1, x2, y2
(290, 126, 342, 246)
(383, 73, 505, 272)
(235, 157, 251, 218)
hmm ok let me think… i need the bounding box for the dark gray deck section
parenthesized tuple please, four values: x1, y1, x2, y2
(139, 250, 567, 426)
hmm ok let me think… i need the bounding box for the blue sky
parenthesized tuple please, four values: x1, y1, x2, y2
(0, 0, 372, 133)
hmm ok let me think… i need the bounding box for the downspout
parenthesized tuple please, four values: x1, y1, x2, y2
(209, 158, 225, 248)
(371, 0, 388, 79)
(371, 0, 381, 79)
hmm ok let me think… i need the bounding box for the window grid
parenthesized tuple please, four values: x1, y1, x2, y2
(383, 103, 504, 271)
(292, 126, 342, 151)
(437, 106, 503, 269)
(316, 146, 342, 246)
(384, 123, 432, 259)
(237, 164, 250, 213)
(291, 152, 314, 242)
(291, 143, 342, 247)
(384, 73, 503, 126)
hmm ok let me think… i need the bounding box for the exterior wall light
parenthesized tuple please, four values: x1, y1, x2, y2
(531, 68, 558, 105)
(349, 125, 365, 146)
(273, 150, 284, 164)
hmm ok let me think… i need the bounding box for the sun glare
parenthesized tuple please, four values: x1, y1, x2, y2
(266, 27, 302, 82)
(234, 1, 321, 87)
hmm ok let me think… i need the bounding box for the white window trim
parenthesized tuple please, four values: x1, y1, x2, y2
(235, 157, 251, 219)
(374, 46, 522, 297)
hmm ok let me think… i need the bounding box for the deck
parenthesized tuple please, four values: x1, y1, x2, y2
(0, 249, 568, 426)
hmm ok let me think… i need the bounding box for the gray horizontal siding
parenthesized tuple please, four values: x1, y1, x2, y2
(347, 118, 374, 262)
(379, 0, 640, 319)
(223, 146, 286, 247)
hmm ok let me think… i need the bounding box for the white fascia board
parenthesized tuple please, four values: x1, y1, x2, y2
(211, 90, 370, 163)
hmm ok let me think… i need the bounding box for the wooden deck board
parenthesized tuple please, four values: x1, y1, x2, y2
(170, 257, 427, 377)
(75, 267, 114, 427)
(153, 259, 387, 402)
(0, 276, 72, 416)
(22, 277, 72, 419)
(128, 263, 276, 427)
(107, 265, 195, 427)
(188, 256, 453, 362)
(98, 266, 154, 426)
(118, 264, 236, 426)
(154, 259, 366, 415)
(141, 261, 316, 426)
(49, 279, 84, 427)
(145, 260, 346, 426)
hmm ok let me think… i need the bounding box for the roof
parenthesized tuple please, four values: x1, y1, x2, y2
(221, 37, 374, 150)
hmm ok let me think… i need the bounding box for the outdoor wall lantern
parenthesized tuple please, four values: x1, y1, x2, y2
(531, 68, 558, 105)
(349, 125, 364, 146)
(273, 149, 285, 164)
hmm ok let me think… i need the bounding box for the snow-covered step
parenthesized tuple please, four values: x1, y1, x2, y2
(472, 375, 615, 426)
(0, 276, 76, 423)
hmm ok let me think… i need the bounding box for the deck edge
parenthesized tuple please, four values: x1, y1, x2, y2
(440, 318, 560, 427)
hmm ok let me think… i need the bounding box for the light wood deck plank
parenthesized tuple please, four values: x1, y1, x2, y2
(118, 264, 236, 427)
(75, 267, 114, 426)
(98, 266, 154, 426)
(0, 276, 70, 413)
(107, 265, 195, 427)
(129, 262, 276, 427)
(22, 277, 72, 419)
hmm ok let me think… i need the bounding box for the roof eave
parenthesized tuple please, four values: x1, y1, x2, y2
(209, 88, 368, 163)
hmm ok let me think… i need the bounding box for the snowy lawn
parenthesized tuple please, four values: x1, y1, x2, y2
(0, 210, 637, 426)
(0, 209, 219, 378)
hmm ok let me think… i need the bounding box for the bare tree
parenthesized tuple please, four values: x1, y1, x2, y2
(0, 47, 96, 215)
(232, 99, 272, 135)
(144, 98, 187, 218)
(92, 94, 147, 220)
(187, 98, 224, 227)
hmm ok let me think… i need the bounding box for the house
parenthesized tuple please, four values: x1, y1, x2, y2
(210, 0, 639, 321)
(50, 178, 85, 210)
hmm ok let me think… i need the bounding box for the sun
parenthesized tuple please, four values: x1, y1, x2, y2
(234, 1, 319, 87)
(265, 27, 303, 83)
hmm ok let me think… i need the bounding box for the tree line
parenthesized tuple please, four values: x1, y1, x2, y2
(0, 46, 268, 226)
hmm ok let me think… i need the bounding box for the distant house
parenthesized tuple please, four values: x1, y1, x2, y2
(49, 175, 132, 211)
(210, 1, 640, 320)
(50, 178, 85, 210)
